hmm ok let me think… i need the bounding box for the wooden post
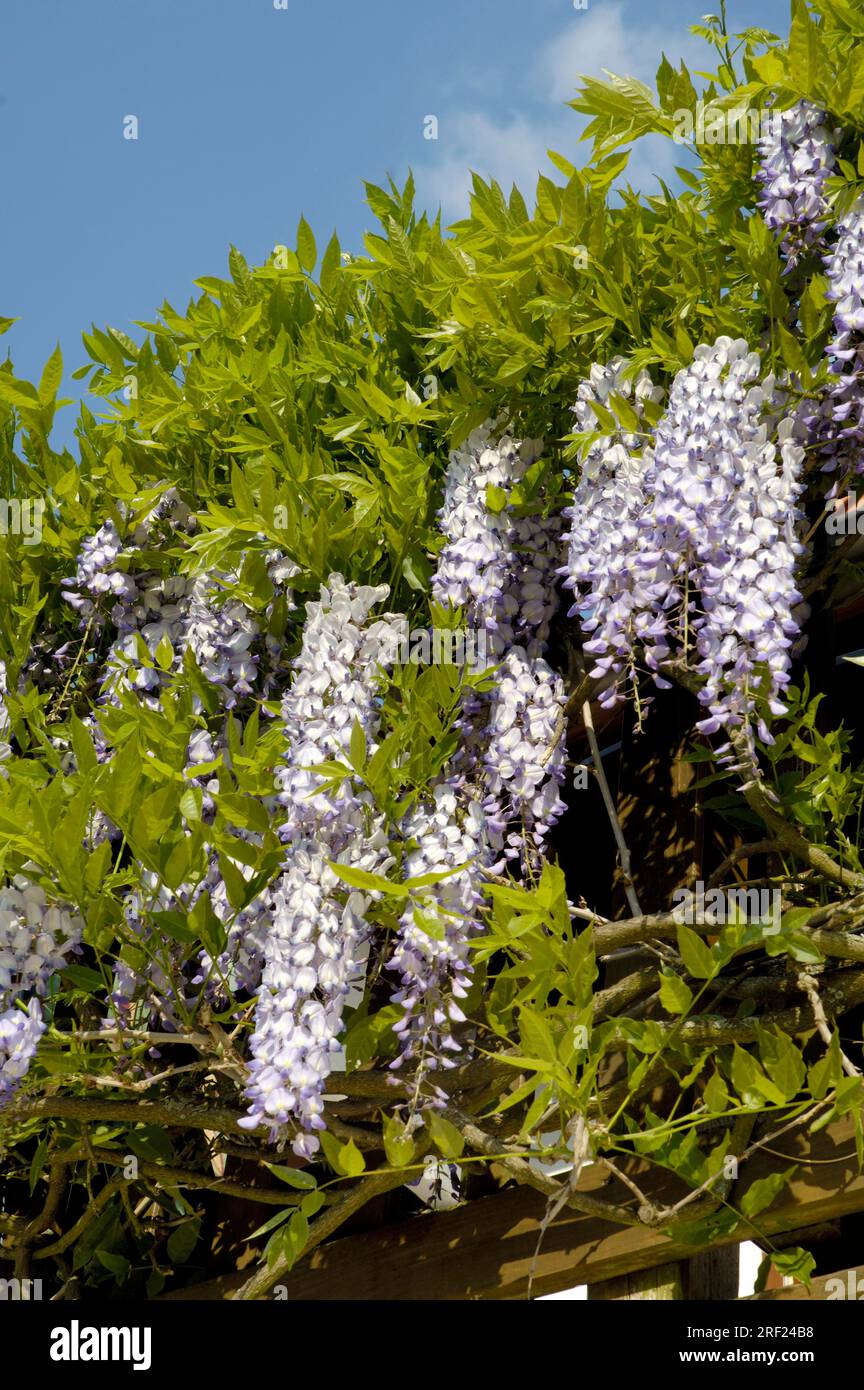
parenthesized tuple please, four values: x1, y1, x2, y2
(685, 1247, 740, 1300)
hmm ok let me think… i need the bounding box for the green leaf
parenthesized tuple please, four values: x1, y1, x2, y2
(731, 1044, 785, 1106)
(834, 1074, 864, 1116)
(382, 1114, 417, 1167)
(808, 1032, 842, 1100)
(126, 1126, 175, 1162)
(426, 1111, 465, 1159)
(777, 324, 809, 377)
(218, 852, 252, 913)
(485, 483, 508, 514)
(167, 1218, 200, 1263)
(703, 1069, 729, 1113)
(320, 231, 342, 292)
(608, 392, 641, 433)
(756, 1026, 805, 1103)
(154, 634, 174, 671)
(326, 861, 408, 896)
(297, 216, 317, 272)
(179, 785, 203, 822)
(38, 344, 63, 404)
(676, 924, 716, 980)
(264, 1164, 318, 1190)
(269, 1209, 309, 1270)
(788, 0, 821, 94)
(188, 890, 227, 959)
(69, 713, 98, 775)
(319, 1131, 366, 1177)
(339, 1139, 366, 1177)
(519, 1005, 557, 1062)
(63, 964, 107, 993)
(739, 1168, 795, 1220)
(29, 1137, 49, 1195)
(232, 301, 263, 338)
(349, 719, 367, 773)
(344, 1002, 401, 1068)
(768, 1246, 816, 1290)
(249, 1207, 292, 1240)
(96, 1249, 130, 1283)
(660, 970, 693, 1015)
(301, 1190, 326, 1219)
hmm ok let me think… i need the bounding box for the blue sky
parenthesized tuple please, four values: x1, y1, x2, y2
(2, 0, 791, 450)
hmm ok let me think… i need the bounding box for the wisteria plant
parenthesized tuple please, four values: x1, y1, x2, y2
(1, 0, 864, 1302)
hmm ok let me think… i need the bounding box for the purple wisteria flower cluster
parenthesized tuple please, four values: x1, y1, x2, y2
(483, 647, 568, 865)
(565, 339, 805, 758)
(432, 424, 568, 862)
(62, 518, 137, 622)
(756, 100, 837, 266)
(0, 999, 45, 1108)
(64, 503, 296, 710)
(388, 785, 488, 1070)
(0, 660, 10, 766)
(378, 425, 570, 1084)
(754, 98, 864, 478)
(192, 850, 273, 999)
(563, 358, 664, 707)
(824, 197, 864, 466)
(0, 881, 83, 999)
(432, 424, 563, 658)
(242, 576, 403, 1153)
(0, 881, 82, 1106)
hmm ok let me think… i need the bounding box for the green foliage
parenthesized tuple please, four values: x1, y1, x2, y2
(1, 0, 864, 1297)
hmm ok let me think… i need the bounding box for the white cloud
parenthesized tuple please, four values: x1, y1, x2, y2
(416, 109, 568, 221)
(413, 2, 706, 222)
(539, 2, 704, 103)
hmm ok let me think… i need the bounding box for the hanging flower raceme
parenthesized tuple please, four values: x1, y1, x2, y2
(0, 881, 82, 1108)
(432, 423, 568, 855)
(388, 785, 488, 1069)
(65, 508, 296, 710)
(241, 836, 389, 1153)
(565, 340, 805, 757)
(274, 578, 400, 838)
(649, 339, 805, 746)
(431, 423, 563, 658)
(483, 647, 567, 867)
(562, 358, 665, 708)
(62, 518, 138, 623)
(824, 196, 864, 467)
(756, 100, 837, 266)
(182, 575, 260, 704)
(0, 999, 45, 1107)
(192, 848, 272, 1000)
(242, 576, 402, 1152)
(0, 660, 10, 765)
(102, 567, 269, 710)
(431, 424, 527, 653)
(0, 881, 83, 1001)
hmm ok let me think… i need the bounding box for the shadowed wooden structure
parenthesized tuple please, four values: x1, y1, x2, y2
(158, 1113, 864, 1300)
